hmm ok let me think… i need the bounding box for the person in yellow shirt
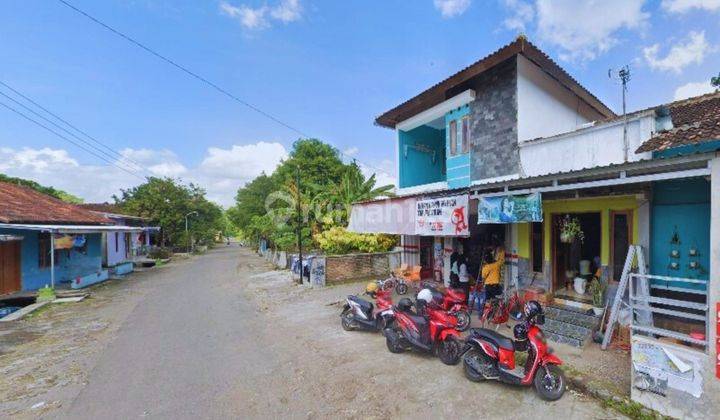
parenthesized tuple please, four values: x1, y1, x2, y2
(481, 251, 504, 301)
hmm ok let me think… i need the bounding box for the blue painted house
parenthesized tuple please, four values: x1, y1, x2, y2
(0, 182, 140, 294)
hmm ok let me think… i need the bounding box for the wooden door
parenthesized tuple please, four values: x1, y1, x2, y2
(0, 241, 21, 295)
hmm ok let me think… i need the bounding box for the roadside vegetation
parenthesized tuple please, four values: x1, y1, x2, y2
(226, 138, 397, 254)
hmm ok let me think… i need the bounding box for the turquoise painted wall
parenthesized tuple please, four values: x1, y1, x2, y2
(650, 178, 710, 290)
(0, 228, 104, 291)
(445, 105, 471, 189)
(398, 126, 445, 188)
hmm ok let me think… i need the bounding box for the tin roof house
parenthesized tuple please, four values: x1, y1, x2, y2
(0, 182, 143, 294)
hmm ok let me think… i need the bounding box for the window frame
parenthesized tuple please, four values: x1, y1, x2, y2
(449, 119, 457, 156)
(461, 116, 470, 154)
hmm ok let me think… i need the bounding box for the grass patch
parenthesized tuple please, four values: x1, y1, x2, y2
(155, 259, 166, 267)
(23, 303, 54, 320)
(601, 398, 668, 420)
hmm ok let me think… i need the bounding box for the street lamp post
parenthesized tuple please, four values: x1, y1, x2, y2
(185, 211, 198, 253)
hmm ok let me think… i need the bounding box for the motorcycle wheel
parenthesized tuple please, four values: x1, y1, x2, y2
(534, 365, 566, 401)
(455, 310, 471, 331)
(395, 282, 408, 295)
(438, 336, 461, 365)
(341, 309, 354, 331)
(385, 327, 404, 353)
(463, 349, 486, 382)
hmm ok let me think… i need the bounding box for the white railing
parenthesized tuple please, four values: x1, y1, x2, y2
(629, 273, 708, 351)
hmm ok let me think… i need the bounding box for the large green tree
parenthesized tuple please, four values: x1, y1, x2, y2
(115, 177, 223, 247)
(226, 172, 275, 230)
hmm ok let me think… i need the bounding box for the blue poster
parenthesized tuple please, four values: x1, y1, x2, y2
(478, 193, 543, 224)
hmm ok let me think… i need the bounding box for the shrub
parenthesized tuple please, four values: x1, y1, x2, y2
(314, 227, 397, 255)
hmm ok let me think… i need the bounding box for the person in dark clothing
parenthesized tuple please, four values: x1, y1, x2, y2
(481, 251, 503, 301)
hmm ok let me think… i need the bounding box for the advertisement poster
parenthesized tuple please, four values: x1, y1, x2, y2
(478, 193, 543, 224)
(415, 195, 469, 236)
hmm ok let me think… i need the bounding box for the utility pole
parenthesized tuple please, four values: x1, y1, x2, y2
(295, 164, 303, 285)
(610, 65, 631, 162)
(185, 211, 198, 253)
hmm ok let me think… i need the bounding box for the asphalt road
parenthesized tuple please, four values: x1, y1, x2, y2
(56, 245, 271, 419)
(44, 245, 620, 419)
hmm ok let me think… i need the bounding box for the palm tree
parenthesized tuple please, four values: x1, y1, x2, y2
(315, 170, 395, 226)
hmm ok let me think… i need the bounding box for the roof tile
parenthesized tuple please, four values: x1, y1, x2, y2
(0, 182, 110, 225)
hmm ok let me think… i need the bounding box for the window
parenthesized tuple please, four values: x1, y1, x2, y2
(39, 233, 51, 268)
(449, 120, 457, 155)
(531, 222, 543, 273)
(115, 232, 119, 253)
(461, 116, 470, 153)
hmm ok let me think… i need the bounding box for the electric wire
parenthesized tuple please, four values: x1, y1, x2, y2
(0, 80, 147, 173)
(0, 99, 145, 180)
(0, 88, 145, 174)
(55, 0, 395, 179)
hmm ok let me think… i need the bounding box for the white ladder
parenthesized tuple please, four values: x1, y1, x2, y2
(601, 245, 652, 350)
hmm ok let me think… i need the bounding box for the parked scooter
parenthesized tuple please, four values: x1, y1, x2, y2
(341, 283, 394, 332)
(461, 301, 566, 401)
(422, 285, 470, 331)
(383, 291, 463, 365)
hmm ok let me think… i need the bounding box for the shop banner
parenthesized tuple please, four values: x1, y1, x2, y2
(478, 193, 542, 224)
(415, 195, 469, 236)
(53, 234, 86, 249)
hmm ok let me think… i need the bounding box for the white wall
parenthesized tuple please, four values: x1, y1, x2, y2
(519, 114, 655, 178)
(517, 55, 606, 142)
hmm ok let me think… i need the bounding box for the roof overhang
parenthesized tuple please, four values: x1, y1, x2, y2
(0, 223, 145, 234)
(396, 90, 475, 132)
(375, 37, 615, 129)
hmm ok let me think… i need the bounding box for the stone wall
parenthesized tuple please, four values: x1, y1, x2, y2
(325, 251, 401, 284)
(467, 57, 519, 181)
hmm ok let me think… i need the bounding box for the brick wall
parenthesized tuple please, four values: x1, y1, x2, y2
(325, 251, 401, 284)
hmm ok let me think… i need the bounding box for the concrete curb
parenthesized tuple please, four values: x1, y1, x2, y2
(0, 301, 50, 322)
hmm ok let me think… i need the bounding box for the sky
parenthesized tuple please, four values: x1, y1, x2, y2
(0, 0, 719, 207)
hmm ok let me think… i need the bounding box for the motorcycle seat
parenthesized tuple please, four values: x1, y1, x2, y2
(348, 295, 373, 313)
(471, 328, 514, 350)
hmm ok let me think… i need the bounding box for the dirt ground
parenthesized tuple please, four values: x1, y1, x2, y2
(0, 246, 626, 419)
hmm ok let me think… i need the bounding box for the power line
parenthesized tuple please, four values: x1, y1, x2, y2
(0, 99, 145, 180)
(55, 0, 395, 179)
(0, 86, 145, 174)
(0, 80, 147, 173)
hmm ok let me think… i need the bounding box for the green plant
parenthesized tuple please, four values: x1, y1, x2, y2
(589, 280, 606, 307)
(314, 227, 397, 255)
(559, 214, 584, 243)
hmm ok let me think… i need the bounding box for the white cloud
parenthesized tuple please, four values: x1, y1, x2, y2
(643, 31, 710, 73)
(270, 0, 302, 23)
(502, 0, 534, 32)
(357, 159, 397, 193)
(0, 142, 288, 208)
(343, 146, 359, 157)
(662, 0, 720, 13)
(534, 0, 649, 61)
(220, 0, 302, 30)
(433, 0, 471, 18)
(673, 81, 717, 100)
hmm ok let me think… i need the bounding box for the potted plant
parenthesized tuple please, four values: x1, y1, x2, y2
(559, 215, 584, 244)
(589, 280, 606, 316)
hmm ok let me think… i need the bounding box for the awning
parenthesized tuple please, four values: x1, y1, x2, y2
(0, 223, 144, 234)
(348, 196, 417, 235)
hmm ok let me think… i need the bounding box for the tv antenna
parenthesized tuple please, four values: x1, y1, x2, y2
(609, 65, 631, 161)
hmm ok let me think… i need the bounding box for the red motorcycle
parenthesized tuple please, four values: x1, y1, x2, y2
(423, 286, 471, 331)
(470, 279, 523, 330)
(461, 301, 566, 401)
(384, 298, 462, 365)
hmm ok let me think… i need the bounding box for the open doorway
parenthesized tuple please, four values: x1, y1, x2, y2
(552, 212, 601, 302)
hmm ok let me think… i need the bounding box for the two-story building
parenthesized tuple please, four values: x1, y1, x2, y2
(350, 36, 720, 417)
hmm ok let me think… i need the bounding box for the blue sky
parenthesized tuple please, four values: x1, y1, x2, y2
(0, 0, 719, 206)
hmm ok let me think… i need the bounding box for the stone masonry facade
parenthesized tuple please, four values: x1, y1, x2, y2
(325, 251, 400, 284)
(467, 57, 519, 181)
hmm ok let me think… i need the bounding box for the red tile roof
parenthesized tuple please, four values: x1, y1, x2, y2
(375, 36, 615, 128)
(78, 203, 122, 214)
(636, 91, 720, 153)
(0, 182, 110, 225)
